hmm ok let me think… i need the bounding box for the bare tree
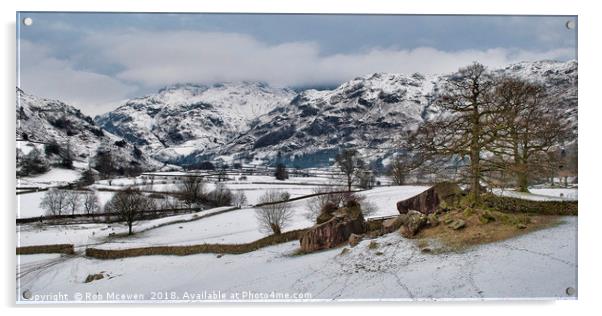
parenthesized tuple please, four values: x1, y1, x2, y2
(105, 187, 155, 235)
(208, 182, 232, 206)
(304, 186, 375, 221)
(335, 149, 363, 191)
(178, 176, 205, 207)
(40, 189, 68, 216)
(65, 191, 82, 215)
(81, 190, 100, 215)
(255, 190, 293, 235)
(231, 191, 248, 208)
(487, 77, 570, 192)
(95, 151, 116, 179)
(407, 63, 498, 204)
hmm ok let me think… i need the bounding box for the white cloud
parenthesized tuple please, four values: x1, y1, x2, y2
(19, 30, 575, 115)
(18, 40, 137, 115)
(83, 30, 574, 88)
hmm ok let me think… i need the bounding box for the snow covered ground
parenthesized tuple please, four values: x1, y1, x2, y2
(492, 188, 578, 201)
(16, 217, 577, 302)
(17, 168, 81, 188)
(17, 186, 429, 248)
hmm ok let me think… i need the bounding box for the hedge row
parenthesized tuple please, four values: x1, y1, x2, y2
(85, 229, 308, 259)
(482, 194, 578, 216)
(17, 244, 74, 255)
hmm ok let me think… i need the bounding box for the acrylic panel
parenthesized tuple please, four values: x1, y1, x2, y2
(16, 12, 578, 303)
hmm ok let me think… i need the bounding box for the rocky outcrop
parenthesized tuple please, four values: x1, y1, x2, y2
(300, 203, 367, 252)
(397, 182, 463, 215)
(399, 211, 428, 238)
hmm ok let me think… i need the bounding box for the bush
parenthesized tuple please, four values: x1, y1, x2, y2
(18, 148, 49, 176)
(44, 142, 61, 156)
(114, 140, 127, 147)
(178, 176, 206, 207)
(255, 190, 293, 235)
(232, 191, 248, 208)
(207, 183, 233, 207)
(78, 168, 97, 186)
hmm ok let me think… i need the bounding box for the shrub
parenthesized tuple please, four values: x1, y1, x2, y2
(18, 148, 49, 176)
(255, 190, 293, 235)
(44, 142, 61, 156)
(178, 176, 206, 207)
(231, 191, 248, 208)
(114, 140, 127, 147)
(207, 183, 233, 207)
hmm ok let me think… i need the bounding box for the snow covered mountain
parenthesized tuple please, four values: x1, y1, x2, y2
(16, 88, 162, 177)
(212, 72, 438, 167)
(96, 60, 577, 168)
(95, 82, 296, 163)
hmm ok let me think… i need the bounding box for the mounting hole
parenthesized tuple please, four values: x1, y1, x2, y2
(565, 286, 576, 296)
(565, 20, 575, 30)
(23, 17, 33, 26)
(22, 289, 32, 299)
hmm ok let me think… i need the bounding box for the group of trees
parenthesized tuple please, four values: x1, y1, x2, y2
(405, 63, 572, 203)
(177, 176, 236, 208)
(335, 149, 376, 190)
(304, 186, 377, 222)
(40, 189, 100, 216)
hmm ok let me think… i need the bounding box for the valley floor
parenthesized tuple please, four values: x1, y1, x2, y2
(16, 216, 577, 302)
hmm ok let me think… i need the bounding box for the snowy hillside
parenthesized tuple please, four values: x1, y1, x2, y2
(16, 88, 162, 181)
(95, 60, 577, 168)
(96, 82, 295, 163)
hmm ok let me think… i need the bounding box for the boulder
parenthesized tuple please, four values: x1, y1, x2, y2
(348, 233, 363, 247)
(382, 214, 408, 233)
(316, 202, 338, 224)
(399, 211, 428, 238)
(300, 204, 367, 252)
(397, 182, 463, 215)
(447, 219, 466, 230)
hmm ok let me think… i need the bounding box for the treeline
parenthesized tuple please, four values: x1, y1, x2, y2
(397, 63, 576, 203)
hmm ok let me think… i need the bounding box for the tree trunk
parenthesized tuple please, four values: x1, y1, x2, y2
(128, 222, 133, 235)
(517, 172, 529, 192)
(270, 223, 281, 235)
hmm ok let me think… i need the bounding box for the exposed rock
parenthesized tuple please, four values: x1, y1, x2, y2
(479, 211, 496, 224)
(84, 273, 105, 283)
(368, 241, 379, 249)
(300, 204, 367, 253)
(348, 233, 363, 247)
(397, 182, 463, 215)
(316, 202, 338, 224)
(448, 219, 466, 230)
(382, 214, 408, 233)
(400, 211, 428, 238)
(517, 223, 527, 229)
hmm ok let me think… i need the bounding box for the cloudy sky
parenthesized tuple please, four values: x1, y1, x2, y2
(17, 13, 577, 115)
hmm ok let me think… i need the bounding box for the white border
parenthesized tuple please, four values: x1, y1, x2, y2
(2, 0, 601, 315)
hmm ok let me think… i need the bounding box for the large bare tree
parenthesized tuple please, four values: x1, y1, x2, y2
(407, 63, 499, 204)
(105, 187, 155, 235)
(486, 77, 570, 192)
(178, 176, 205, 207)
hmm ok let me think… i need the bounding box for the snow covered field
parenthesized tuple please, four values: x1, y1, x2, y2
(17, 186, 429, 248)
(16, 171, 424, 219)
(492, 188, 578, 201)
(16, 217, 577, 302)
